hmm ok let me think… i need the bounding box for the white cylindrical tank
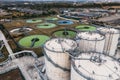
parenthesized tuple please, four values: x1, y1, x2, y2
(97, 27, 119, 56)
(71, 52, 120, 80)
(44, 38, 77, 80)
(76, 32, 105, 53)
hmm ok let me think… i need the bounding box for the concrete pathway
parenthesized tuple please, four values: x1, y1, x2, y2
(0, 30, 13, 55)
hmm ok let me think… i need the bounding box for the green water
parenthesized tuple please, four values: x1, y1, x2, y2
(37, 23, 56, 28)
(26, 19, 42, 23)
(53, 30, 76, 38)
(76, 25, 96, 31)
(19, 35, 50, 48)
(46, 17, 58, 21)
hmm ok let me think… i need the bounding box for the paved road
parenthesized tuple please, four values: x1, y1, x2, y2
(13, 59, 32, 80)
(0, 30, 13, 55)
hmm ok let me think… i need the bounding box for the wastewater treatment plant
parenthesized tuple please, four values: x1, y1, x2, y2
(0, 1, 120, 80)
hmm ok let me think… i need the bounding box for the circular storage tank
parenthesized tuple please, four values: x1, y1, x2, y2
(52, 29, 76, 38)
(71, 52, 120, 80)
(44, 38, 77, 80)
(76, 32, 105, 53)
(75, 25, 96, 31)
(97, 27, 119, 56)
(18, 35, 50, 48)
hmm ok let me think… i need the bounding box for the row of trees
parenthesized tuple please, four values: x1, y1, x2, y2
(1, 2, 120, 10)
(9, 2, 120, 9)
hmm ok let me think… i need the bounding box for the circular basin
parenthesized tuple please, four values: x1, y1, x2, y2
(10, 27, 33, 33)
(52, 29, 76, 38)
(26, 19, 42, 23)
(58, 20, 74, 25)
(18, 35, 50, 48)
(36, 23, 57, 29)
(76, 25, 96, 31)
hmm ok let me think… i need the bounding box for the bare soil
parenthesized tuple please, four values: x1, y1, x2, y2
(0, 69, 24, 80)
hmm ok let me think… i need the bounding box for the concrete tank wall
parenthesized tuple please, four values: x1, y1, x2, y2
(44, 38, 77, 80)
(97, 27, 119, 56)
(71, 62, 85, 80)
(76, 32, 105, 53)
(44, 52, 70, 80)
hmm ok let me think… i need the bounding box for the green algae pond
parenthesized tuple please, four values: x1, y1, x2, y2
(26, 19, 42, 23)
(52, 29, 76, 38)
(36, 23, 57, 29)
(18, 35, 50, 48)
(76, 25, 96, 31)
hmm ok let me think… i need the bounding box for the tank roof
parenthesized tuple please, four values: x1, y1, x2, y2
(77, 32, 104, 41)
(98, 27, 119, 34)
(44, 38, 77, 52)
(73, 53, 120, 80)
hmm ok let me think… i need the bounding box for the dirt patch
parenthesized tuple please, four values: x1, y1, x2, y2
(0, 69, 24, 80)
